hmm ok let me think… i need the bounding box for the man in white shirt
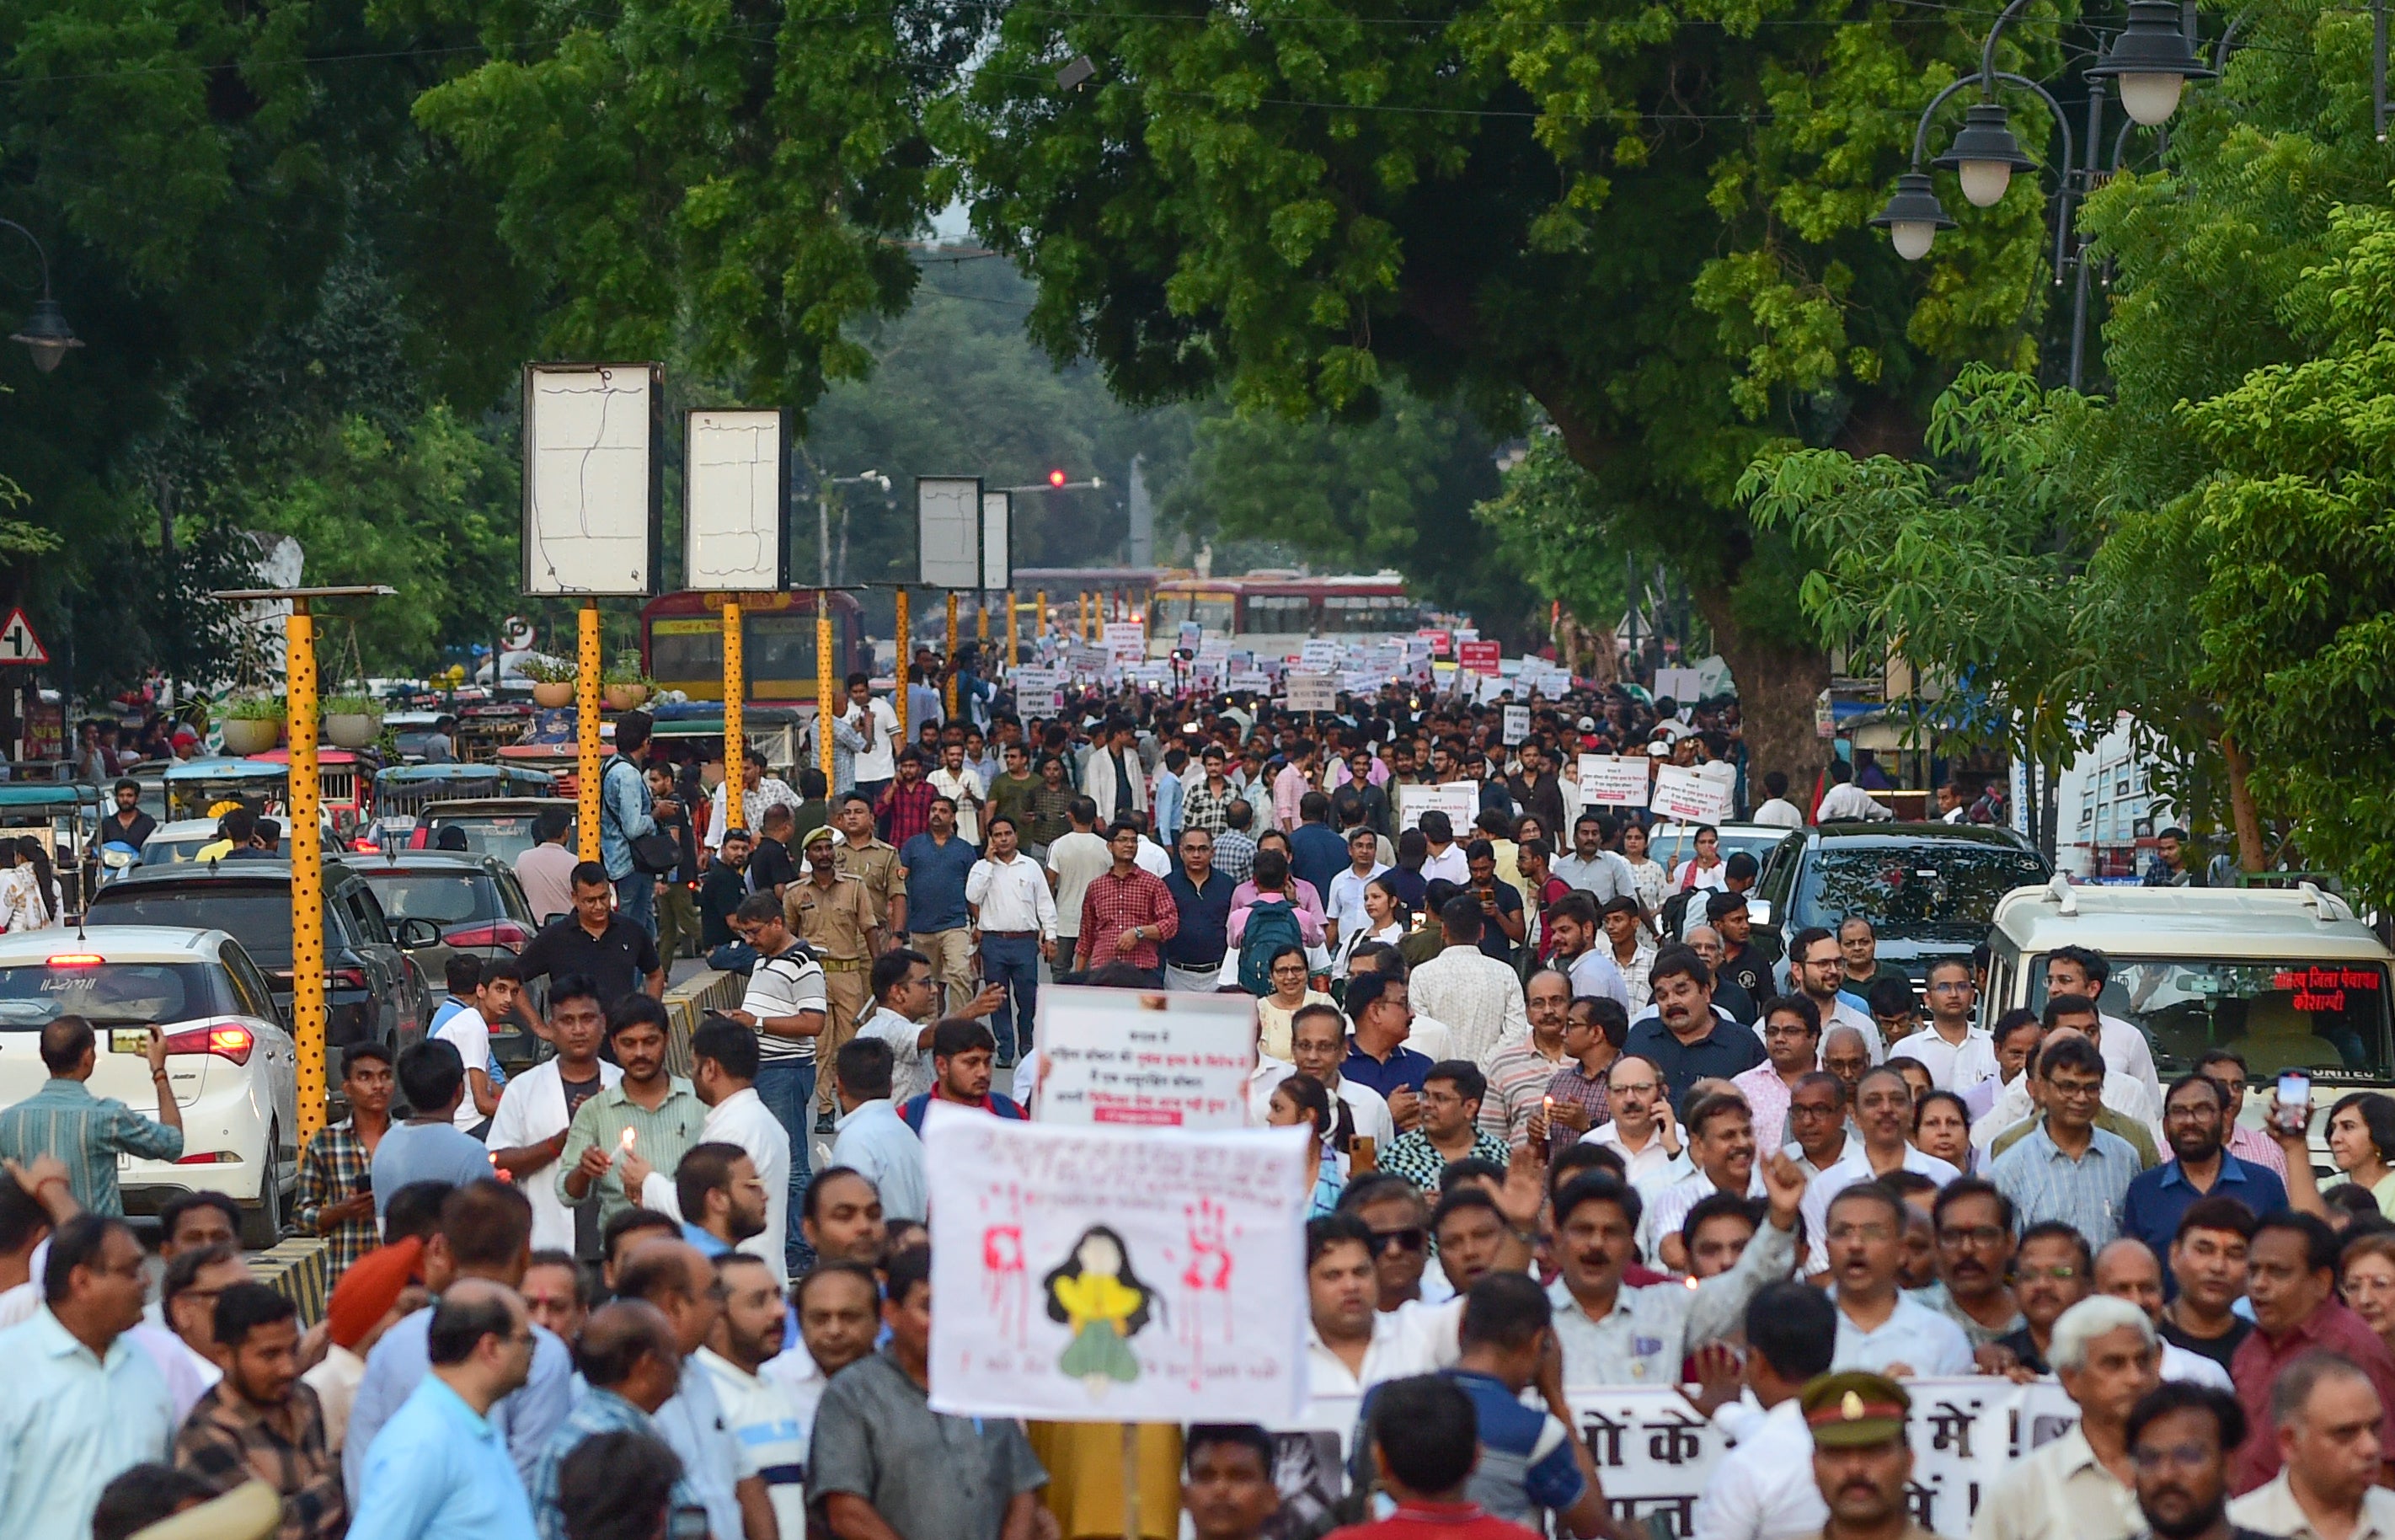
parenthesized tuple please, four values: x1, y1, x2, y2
(707, 761, 800, 856)
(1580, 1052, 1692, 1194)
(1552, 815, 1638, 903)
(1971, 1296, 2157, 1540)
(1889, 958, 1998, 1093)
(826, 1037, 928, 1223)
(1045, 797, 1112, 965)
(1747, 772, 1805, 831)
(723, 892, 828, 1275)
(1324, 826, 1388, 949)
(1691, 1281, 1833, 1540)
(514, 808, 580, 923)
(1408, 894, 1532, 1068)
(434, 955, 525, 1135)
(1784, 1070, 1874, 1277)
(1822, 1183, 1973, 1375)
(2090, 1238, 2232, 1389)
(701, 1254, 814, 1540)
(1299, 1212, 1456, 1427)
(928, 741, 988, 847)
(2047, 946, 2164, 1110)
(839, 673, 901, 805)
(965, 814, 1056, 1063)
(486, 976, 624, 1255)
(2228, 1355, 2395, 1540)
(1815, 759, 1892, 822)
(1250, 1002, 1397, 1148)
(1418, 810, 1469, 885)
(1641, 1090, 1757, 1272)
(636, 1016, 794, 1274)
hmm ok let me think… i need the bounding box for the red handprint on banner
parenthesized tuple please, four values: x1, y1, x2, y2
(1175, 1196, 1240, 1387)
(982, 1184, 1032, 1346)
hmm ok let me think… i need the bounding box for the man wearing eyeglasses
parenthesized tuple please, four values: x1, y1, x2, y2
(1821, 1184, 1973, 1377)
(1990, 1035, 2143, 1249)
(1890, 959, 1998, 1094)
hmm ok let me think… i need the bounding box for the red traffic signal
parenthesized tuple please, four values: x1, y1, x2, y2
(1048, 468, 1067, 487)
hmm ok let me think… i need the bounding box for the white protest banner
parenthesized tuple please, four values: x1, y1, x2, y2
(1577, 753, 1652, 807)
(1228, 670, 1275, 695)
(923, 1107, 1311, 1423)
(1340, 670, 1382, 696)
(1299, 638, 1341, 668)
(1103, 620, 1147, 664)
(1288, 1378, 2076, 1539)
(1653, 666, 1707, 705)
(1285, 671, 1337, 713)
(1650, 761, 1737, 824)
(1501, 703, 1531, 744)
(1398, 780, 1480, 833)
(1031, 985, 1258, 1128)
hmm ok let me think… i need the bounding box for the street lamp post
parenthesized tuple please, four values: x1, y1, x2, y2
(1870, 0, 2214, 387)
(0, 220, 81, 372)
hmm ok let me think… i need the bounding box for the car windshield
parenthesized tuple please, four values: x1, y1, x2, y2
(141, 836, 291, 865)
(86, 887, 296, 969)
(2034, 958, 2395, 1083)
(361, 871, 495, 925)
(1793, 842, 2050, 938)
(422, 815, 541, 864)
(0, 962, 227, 1028)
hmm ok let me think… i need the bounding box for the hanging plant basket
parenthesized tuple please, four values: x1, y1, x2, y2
(532, 681, 575, 709)
(220, 718, 281, 756)
(603, 682, 650, 711)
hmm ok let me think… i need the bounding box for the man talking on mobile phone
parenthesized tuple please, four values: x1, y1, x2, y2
(0, 1013, 184, 1215)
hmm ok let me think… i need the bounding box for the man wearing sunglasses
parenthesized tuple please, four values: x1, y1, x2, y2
(1338, 1175, 1441, 1313)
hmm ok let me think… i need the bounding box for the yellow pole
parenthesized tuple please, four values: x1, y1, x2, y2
(816, 593, 836, 786)
(286, 602, 326, 1144)
(945, 591, 960, 719)
(1081, 591, 1092, 641)
(578, 601, 602, 863)
(977, 597, 990, 649)
(724, 600, 746, 833)
(1007, 592, 1020, 671)
(1036, 590, 1047, 657)
(894, 588, 911, 743)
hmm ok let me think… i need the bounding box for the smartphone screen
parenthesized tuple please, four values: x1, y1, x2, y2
(2275, 1071, 2312, 1136)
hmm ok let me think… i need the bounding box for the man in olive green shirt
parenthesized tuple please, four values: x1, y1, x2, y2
(559, 995, 706, 1227)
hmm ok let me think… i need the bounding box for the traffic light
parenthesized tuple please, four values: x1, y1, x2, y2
(1048, 468, 1067, 487)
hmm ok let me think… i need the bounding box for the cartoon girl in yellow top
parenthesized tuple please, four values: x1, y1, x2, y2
(1042, 1225, 1156, 1393)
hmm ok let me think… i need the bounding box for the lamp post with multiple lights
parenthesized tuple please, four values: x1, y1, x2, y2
(1869, 0, 2214, 388)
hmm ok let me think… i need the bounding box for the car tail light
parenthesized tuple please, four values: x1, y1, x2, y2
(162, 1022, 254, 1066)
(174, 1151, 240, 1165)
(350, 838, 380, 853)
(443, 921, 532, 951)
(329, 968, 369, 991)
(47, 954, 104, 967)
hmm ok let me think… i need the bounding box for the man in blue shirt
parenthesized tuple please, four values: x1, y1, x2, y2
(1288, 790, 1350, 900)
(598, 709, 661, 939)
(1339, 971, 1432, 1127)
(1162, 828, 1237, 991)
(2120, 1073, 2288, 1273)
(1623, 948, 1765, 1110)
(898, 796, 981, 1017)
(345, 1181, 575, 1501)
(347, 1278, 539, 1540)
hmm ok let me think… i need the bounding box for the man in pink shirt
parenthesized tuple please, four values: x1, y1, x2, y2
(1274, 741, 1318, 832)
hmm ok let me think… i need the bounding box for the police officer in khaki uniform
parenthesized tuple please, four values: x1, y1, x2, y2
(832, 791, 904, 943)
(787, 824, 885, 1121)
(1803, 1372, 1940, 1540)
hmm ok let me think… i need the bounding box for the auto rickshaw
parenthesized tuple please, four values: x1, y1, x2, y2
(0, 782, 104, 914)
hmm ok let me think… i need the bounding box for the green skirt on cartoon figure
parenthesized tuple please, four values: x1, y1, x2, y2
(1060, 1323, 1140, 1382)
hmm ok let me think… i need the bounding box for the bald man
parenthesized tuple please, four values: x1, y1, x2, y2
(528, 1301, 699, 1539)
(2093, 1238, 2233, 1391)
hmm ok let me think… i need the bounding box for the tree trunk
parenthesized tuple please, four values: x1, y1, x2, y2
(1692, 584, 1830, 801)
(2221, 732, 2265, 873)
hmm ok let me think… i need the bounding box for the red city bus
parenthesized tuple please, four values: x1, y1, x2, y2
(639, 590, 872, 703)
(1148, 571, 1425, 656)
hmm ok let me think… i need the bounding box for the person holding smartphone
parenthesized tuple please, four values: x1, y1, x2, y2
(0, 1013, 184, 1217)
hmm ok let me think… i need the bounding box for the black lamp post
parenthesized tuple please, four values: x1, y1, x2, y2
(0, 220, 80, 372)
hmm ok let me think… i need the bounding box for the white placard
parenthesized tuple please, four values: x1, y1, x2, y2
(1650, 761, 1738, 824)
(1502, 704, 1531, 744)
(1031, 986, 1259, 1128)
(1298, 638, 1340, 668)
(980, 490, 1013, 591)
(1577, 753, 1653, 807)
(1012, 666, 1064, 695)
(523, 363, 659, 595)
(922, 1106, 1310, 1423)
(1653, 666, 1708, 706)
(1398, 780, 1480, 833)
(1228, 671, 1274, 694)
(1291, 1378, 2071, 1538)
(1103, 620, 1147, 664)
(683, 409, 786, 591)
(1285, 671, 1336, 713)
(917, 476, 982, 588)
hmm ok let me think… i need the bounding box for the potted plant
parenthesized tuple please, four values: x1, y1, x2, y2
(521, 656, 578, 709)
(602, 651, 653, 712)
(322, 692, 383, 750)
(217, 693, 285, 756)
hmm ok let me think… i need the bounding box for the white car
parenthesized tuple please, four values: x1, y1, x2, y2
(0, 926, 299, 1244)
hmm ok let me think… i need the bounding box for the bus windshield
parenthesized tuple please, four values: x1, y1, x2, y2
(2034, 959, 2394, 1083)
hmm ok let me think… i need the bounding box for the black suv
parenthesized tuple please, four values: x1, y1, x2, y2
(1751, 821, 2054, 986)
(84, 857, 436, 1074)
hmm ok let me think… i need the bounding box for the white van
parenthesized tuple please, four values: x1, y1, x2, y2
(1985, 879, 2394, 1159)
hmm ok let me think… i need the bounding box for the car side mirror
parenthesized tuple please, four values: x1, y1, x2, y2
(1745, 898, 1772, 928)
(394, 917, 442, 949)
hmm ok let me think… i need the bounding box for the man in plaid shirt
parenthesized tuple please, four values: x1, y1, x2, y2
(527, 1300, 698, 1540)
(1183, 746, 1237, 836)
(1073, 821, 1179, 978)
(1379, 1061, 1510, 1192)
(1543, 997, 1623, 1160)
(173, 1281, 345, 1540)
(875, 747, 938, 847)
(1212, 801, 1260, 885)
(293, 1043, 394, 1285)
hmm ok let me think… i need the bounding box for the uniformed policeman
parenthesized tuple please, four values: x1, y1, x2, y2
(1803, 1372, 1938, 1540)
(787, 824, 884, 1122)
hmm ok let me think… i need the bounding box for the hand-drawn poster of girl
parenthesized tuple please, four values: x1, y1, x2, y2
(1042, 1224, 1157, 1393)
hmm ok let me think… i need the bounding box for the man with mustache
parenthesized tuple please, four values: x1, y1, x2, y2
(1799, 1372, 1938, 1540)
(1545, 1147, 1806, 1388)
(1642, 1093, 1758, 1275)
(2130, 1385, 2262, 1540)
(1915, 1179, 2025, 1361)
